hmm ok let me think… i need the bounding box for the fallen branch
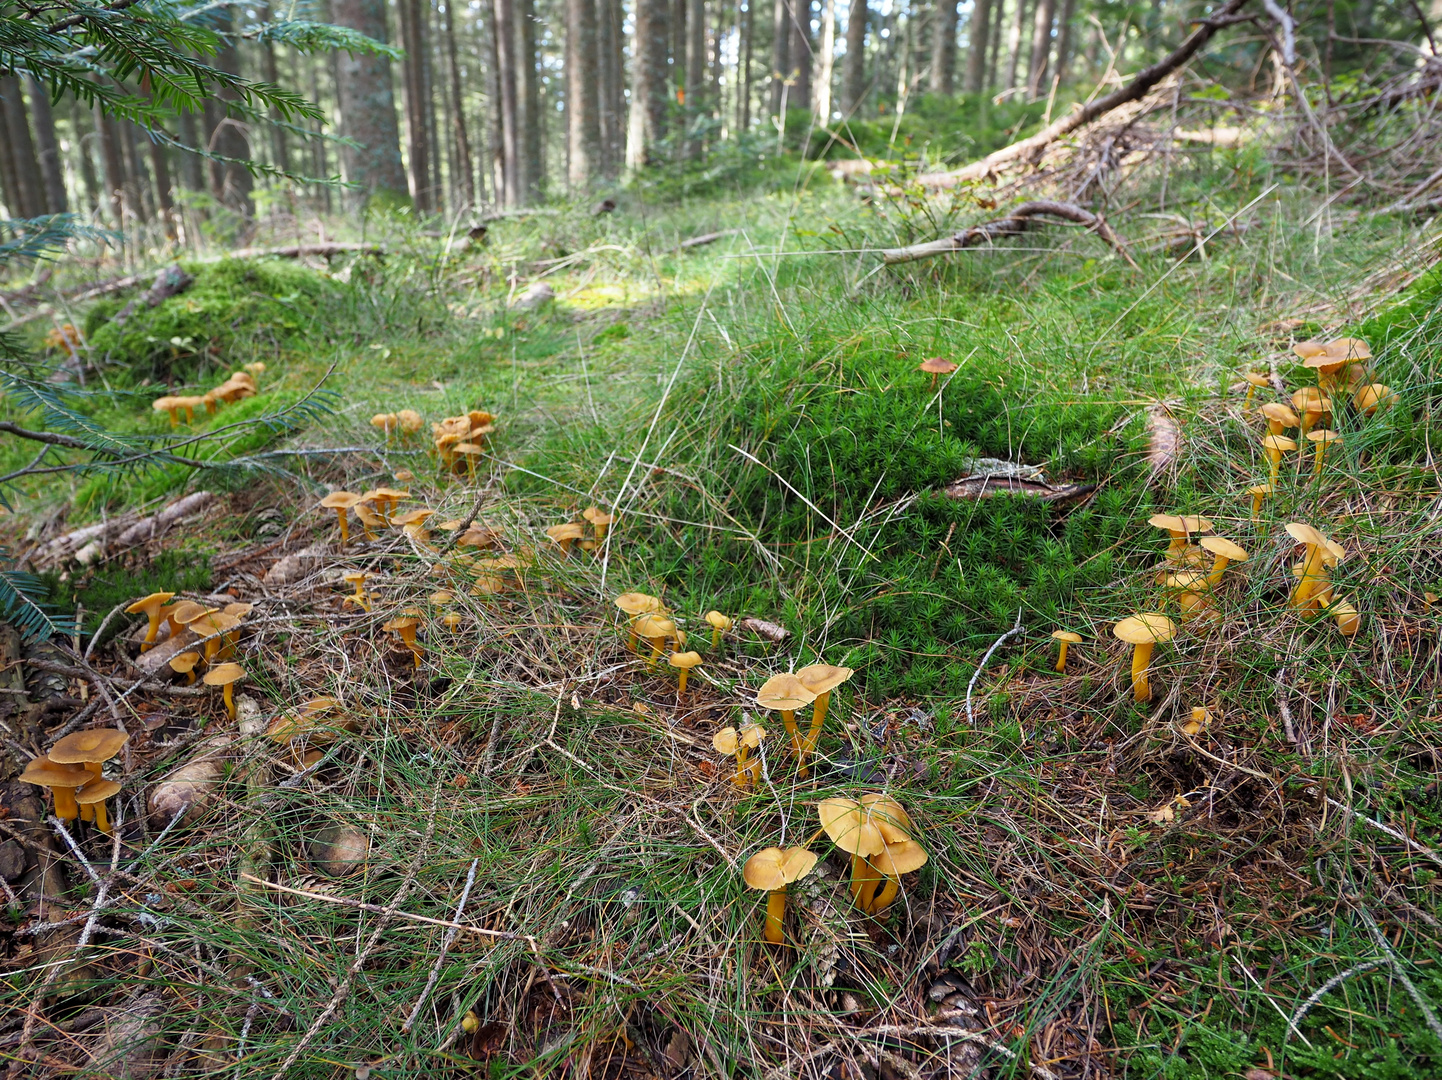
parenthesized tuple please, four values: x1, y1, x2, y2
(966, 609, 1025, 727)
(879, 201, 1140, 268)
(227, 242, 384, 260)
(679, 229, 741, 250)
(918, 0, 1252, 189)
(36, 490, 217, 567)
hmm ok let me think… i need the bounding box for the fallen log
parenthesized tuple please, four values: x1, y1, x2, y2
(916, 0, 1252, 189)
(38, 490, 218, 567)
(227, 242, 384, 260)
(679, 229, 741, 250)
(944, 476, 1097, 504)
(879, 200, 1139, 268)
(109, 264, 193, 331)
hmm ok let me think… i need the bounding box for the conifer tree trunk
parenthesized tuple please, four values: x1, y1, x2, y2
(491, 0, 521, 203)
(26, 79, 68, 213)
(149, 138, 175, 236)
(1001, 0, 1029, 90)
(69, 99, 101, 213)
(333, 0, 408, 203)
(770, 0, 790, 115)
(203, 14, 254, 215)
(567, 0, 603, 184)
(0, 106, 23, 218)
(518, 0, 543, 199)
(815, 0, 836, 119)
(929, 0, 958, 93)
(962, 0, 991, 93)
(684, 0, 707, 156)
(93, 104, 126, 225)
(1025, 0, 1055, 97)
(789, 0, 811, 113)
(443, 0, 477, 207)
(736, 0, 754, 130)
(260, 10, 289, 174)
(627, 0, 671, 167)
(1052, 0, 1076, 85)
(122, 121, 154, 222)
(987, 0, 1004, 88)
(597, 0, 621, 176)
(673, 0, 688, 98)
(841, 0, 867, 113)
(399, 0, 433, 210)
(0, 77, 45, 218)
(176, 110, 207, 192)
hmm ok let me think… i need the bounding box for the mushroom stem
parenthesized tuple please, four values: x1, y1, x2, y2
(334, 509, 351, 547)
(1244, 384, 1256, 408)
(52, 787, 79, 820)
(677, 669, 690, 700)
(852, 857, 882, 912)
(1054, 641, 1070, 673)
(1291, 544, 1326, 607)
(780, 709, 801, 759)
(647, 637, 664, 669)
(849, 849, 869, 906)
(1250, 489, 1265, 521)
(764, 888, 787, 944)
(139, 610, 163, 652)
(1312, 440, 1329, 475)
(735, 744, 750, 787)
(92, 800, 112, 834)
(870, 875, 900, 915)
(1205, 555, 1232, 588)
(222, 683, 236, 720)
(627, 621, 640, 654)
(1129, 643, 1156, 703)
(803, 690, 832, 756)
(711, 627, 722, 650)
(166, 406, 179, 427)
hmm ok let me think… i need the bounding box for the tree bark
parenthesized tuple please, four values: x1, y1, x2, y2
(203, 13, 254, 215)
(261, 9, 290, 175)
(424, 0, 442, 209)
(1001, 0, 1030, 91)
(597, 0, 622, 175)
(26, 79, 68, 213)
(518, 0, 543, 199)
(770, 0, 791, 114)
(93, 103, 126, 225)
(815, 0, 837, 118)
(491, 0, 521, 203)
(0, 76, 45, 219)
(399, 0, 433, 211)
(176, 109, 207, 192)
(986, 0, 1005, 91)
(627, 0, 671, 167)
(685, 0, 707, 155)
(929, 0, 959, 93)
(737, 0, 755, 129)
(567, 0, 603, 183)
(0, 103, 22, 219)
(673, 0, 688, 101)
(790, 0, 812, 113)
(148, 135, 176, 237)
(122, 120, 154, 222)
(1052, 0, 1076, 85)
(1025, 0, 1055, 98)
(333, 0, 408, 204)
(841, 0, 868, 112)
(443, 0, 477, 208)
(69, 98, 102, 213)
(962, 0, 992, 93)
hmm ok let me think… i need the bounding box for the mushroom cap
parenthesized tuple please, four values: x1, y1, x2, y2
(1199, 536, 1249, 562)
(1162, 570, 1208, 591)
(152, 396, 181, 411)
(1113, 613, 1178, 645)
(668, 650, 703, 671)
(1244, 372, 1272, 387)
(615, 592, 662, 616)
(429, 591, 455, 605)
(50, 728, 129, 765)
(1307, 428, 1342, 447)
(633, 613, 677, 641)
(397, 409, 424, 432)
(545, 523, 586, 543)
(126, 591, 175, 615)
(873, 839, 929, 877)
(1290, 388, 1331, 414)
(742, 846, 820, 891)
(918, 357, 959, 375)
(1353, 384, 1398, 413)
(468, 410, 496, 427)
(354, 503, 385, 528)
(1246, 483, 1275, 496)
(582, 506, 615, 525)
(202, 662, 244, 687)
(739, 724, 768, 748)
(1259, 403, 1300, 427)
(860, 794, 914, 843)
(193, 611, 240, 637)
(454, 441, 482, 456)
(342, 571, 369, 585)
(382, 615, 420, 632)
(1261, 434, 1298, 452)
(1285, 521, 1335, 552)
(371, 413, 398, 429)
(20, 756, 91, 788)
(370, 486, 410, 502)
(1292, 340, 1328, 360)
(165, 600, 208, 626)
(320, 491, 363, 510)
(75, 778, 122, 804)
(817, 798, 886, 856)
(1324, 337, 1371, 361)
(795, 663, 854, 696)
(169, 651, 201, 674)
(755, 673, 816, 712)
(1051, 630, 1083, 644)
(704, 610, 733, 630)
(392, 509, 435, 526)
(712, 727, 739, 755)
(1147, 514, 1212, 536)
(457, 526, 501, 548)
(223, 602, 254, 618)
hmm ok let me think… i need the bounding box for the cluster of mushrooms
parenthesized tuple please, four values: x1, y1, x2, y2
(151, 362, 264, 427)
(20, 729, 129, 835)
(741, 794, 927, 944)
(124, 591, 252, 718)
(611, 590, 725, 698)
(1244, 337, 1397, 517)
(370, 408, 496, 476)
(545, 506, 615, 555)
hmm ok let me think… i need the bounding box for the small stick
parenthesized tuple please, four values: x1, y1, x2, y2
(82, 600, 132, 663)
(401, 858, 480, 1035)
(1285, 959, 1385, 1042)
(1326, 797, 1442, 870)
(966, 609, 1025, 728)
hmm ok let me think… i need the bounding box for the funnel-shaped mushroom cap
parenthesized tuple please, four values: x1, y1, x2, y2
(1285, 522, 1341, 556)
(1291, 388, 1331, 414)
(1325, 337, 1371, 361)
(223, 602, 254, 618)
(20, 757, 90, 788)
(127, 592, 175, 616)
(1262, 435, 1298, 453)
(202, 662, 244, 687)
(1244, 372, 1271, 388)
(1353, 384, 1398, 414)
(193, 611, 240, 638)
(429, 591, 454, 606)
(873, 839, 929, 877)
(712, 727, 740, 755)
(392, 509, 435, 527)
(1163, 570, 1207, 591)
(1247, 483, 1275, 497)
(320, 491, 363, 510)
(818, 798, 887, 856)
(383, 615, 421, 632)
(1113, 613, 1177, 645)
(1293, 340, 1327, 360)
(152, 396, 181, 413)
(755, 673, 816, 712)
(169, 651, 200, 675)
(582, 506, 614, 526)
(1199, 536, 1249, 563)
(370, 486, 410, 504)
(545, 522, 586, 543)
(342, 571, 368, 586)
(704, 610, 733, 631)
(50, 729, 129, 766)
(739, 723, 768, 748)
(1259, 403, 1300, 428)
(75, 778, 122, 805)
(859, 793, 914, 842)
(615, 592, 662, 616)
(795, 663, 854, 696)
(1308, 428, 1342, 449)
(668, 650, 703, 671)
(1052, 630, 1083, 644)
(634, 613, 677, 641)
(918, 357, 958, 375)
(165, 599, 207, 626)
(743, 847, 820, 891)
(397, 409, 423, 432)
(1148, 514, 1212, 536)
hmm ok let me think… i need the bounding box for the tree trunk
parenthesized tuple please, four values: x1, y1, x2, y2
(491, 0, 521, 203)
(424, 0, 442, 209)
(261, 11, 289, 175)
(444, 0, 477, 208)
(1052, 0, 1076, 86)
(149, 135, 176, 237)
(841, 0, 867, 113)
(203, 14, 254, 215)
(790, 0, 812, 114)
(684, 0, 707, 156)
(627, 0, 671, 167)
(1025, 0, 1055, 98)
(399, 0, 433, 211)
(929, 0, 958, 93)
(986, 0, 1005, 91)
(26, 79, 68, 213)
(673, 0, 688, 101)
(567, 0, 602, 184)
(69, 98, 101, 213)
(1001, 0, 1029, 91)
(0, 76, 45, 218)
(0, 104, 22, 219)
(518, 0, 543, 199)
(333, 0, 408, 203)
(962, 0, 991, 93)
(597, 0, 621, 176)
(770, 0, 791, 115)
(93, 103, 126, 226)
(176, 110, 206, 192)
(815, 0, 837, 118)
(123, 121, 155, 222)
(737, 0, 754, 129)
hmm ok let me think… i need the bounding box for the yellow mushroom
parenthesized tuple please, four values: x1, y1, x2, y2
(754, 673, 816, 763)
(1112, 614, 1178, 703)
(1051, 630, 1082, 673)
(742, 847, 819, 944)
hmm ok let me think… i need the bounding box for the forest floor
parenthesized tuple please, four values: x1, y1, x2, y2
(3, 168, 1442, 1080)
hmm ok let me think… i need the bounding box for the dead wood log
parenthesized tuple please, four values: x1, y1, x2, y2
(943, 476, 1097, 504)
(679, 229, 741, 250)
(918, 0, 1252, 189)
(227, 242, 384, 260)
(38, 490, 217, 567)
(109, 265, 194, 332)
(879, 200, 1140, 267)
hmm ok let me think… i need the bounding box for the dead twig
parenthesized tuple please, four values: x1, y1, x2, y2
(966, 609, 1025, 728)
(880, 201, 1140, 268)
(401, 858, 480, 1035)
